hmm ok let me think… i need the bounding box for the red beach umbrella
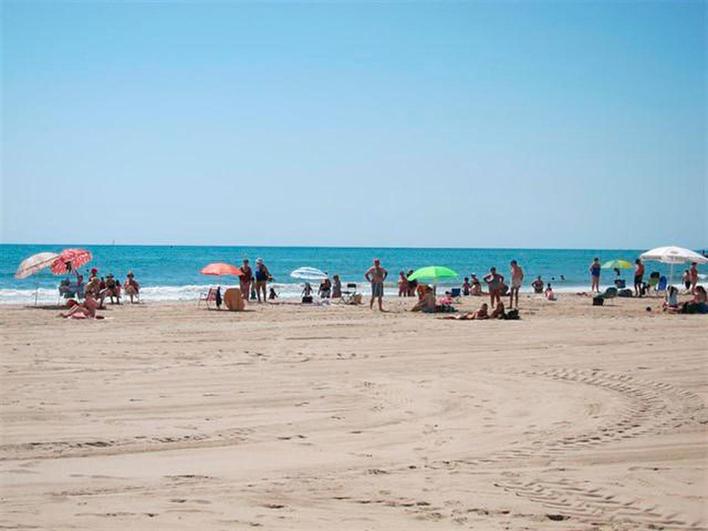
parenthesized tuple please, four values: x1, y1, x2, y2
(200, 263, 243, 277)
(51, 248, 93, 275)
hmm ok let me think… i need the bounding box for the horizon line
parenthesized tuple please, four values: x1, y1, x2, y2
(2, 242, 706, 252)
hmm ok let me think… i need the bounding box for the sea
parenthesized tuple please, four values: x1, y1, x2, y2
(0, 244, 702, 305)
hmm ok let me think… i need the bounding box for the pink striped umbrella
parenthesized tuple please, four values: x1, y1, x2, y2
(51, 248, 93, 275)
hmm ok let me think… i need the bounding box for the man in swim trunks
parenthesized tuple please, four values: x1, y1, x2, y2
(633, 258, 645, 297)
(531, 276, 544, 294)
(364, 258, 388, 311)
(509, 260, 524, 309)
(589, 257, 601, 293)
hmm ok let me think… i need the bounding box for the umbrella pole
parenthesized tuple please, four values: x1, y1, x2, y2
(35, 282, 39, 307)
(669, 263, 674, 287)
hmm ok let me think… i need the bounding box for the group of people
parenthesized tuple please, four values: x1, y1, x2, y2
(663, 285, 707, 314)
(237, 258, 272, 303)
(58, 268, 141, 318)
(590, 258, 702, 298)
(367, 259, 534, 312)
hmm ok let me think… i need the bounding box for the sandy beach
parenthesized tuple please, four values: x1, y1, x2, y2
(0, 294, 706, 530)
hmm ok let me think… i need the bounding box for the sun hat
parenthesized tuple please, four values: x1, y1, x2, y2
(256, 258, 264, 265)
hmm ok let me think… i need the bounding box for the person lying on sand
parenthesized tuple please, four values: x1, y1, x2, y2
(59, 294, 103, 319)
(490, 301, 506, 319)
(442, 302, 489, 320)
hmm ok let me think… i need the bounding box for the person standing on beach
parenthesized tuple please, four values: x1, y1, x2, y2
(484, 267, 504, 308)
(509, 260, 524, 309)
(240, 259, 253, 301)
(254, 258, 271, 303)
(365, 258, 388, 311)
(589, 257, 601, 293)
(689, 262, 699, 293)
(634, 259, 645, 297)
(398, 271, 409, 297)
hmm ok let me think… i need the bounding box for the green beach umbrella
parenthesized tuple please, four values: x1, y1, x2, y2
(601, 259, 632, 270)
(407, 266, 459, 282)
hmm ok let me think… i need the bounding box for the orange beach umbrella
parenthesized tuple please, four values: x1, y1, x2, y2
(200, 263, 243, 276)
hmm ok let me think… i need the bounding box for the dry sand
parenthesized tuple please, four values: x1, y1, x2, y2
(1, 293, 706, 530)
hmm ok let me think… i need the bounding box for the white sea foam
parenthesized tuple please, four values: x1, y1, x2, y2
(0, 280, 666, 305)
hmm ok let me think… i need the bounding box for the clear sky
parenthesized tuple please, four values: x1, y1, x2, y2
(1, 1, 706, 249)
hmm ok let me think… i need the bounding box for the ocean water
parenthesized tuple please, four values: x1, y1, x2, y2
(0, 244, 701, 305)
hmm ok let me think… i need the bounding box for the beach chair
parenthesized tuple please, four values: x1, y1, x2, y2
(198, 287, 218, 309)
(648, 272, 660, 294)
(341, 283, 360, 305)
(450, 287, 462, 301)
(657, 276, 668, 294)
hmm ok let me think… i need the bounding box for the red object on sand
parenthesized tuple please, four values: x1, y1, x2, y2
(51, 249, 93, 275)
(200, 263, 243, 277)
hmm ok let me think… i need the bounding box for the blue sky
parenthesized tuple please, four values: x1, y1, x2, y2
(1, 1, 706, 249)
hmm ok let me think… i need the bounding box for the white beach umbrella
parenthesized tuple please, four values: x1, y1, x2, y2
(14, 251, 60, 306)
(639, 246, 708, 265)
(639, 246, 708, 285)
(290, 267, 328, 281)
(14, 252, 60, 279)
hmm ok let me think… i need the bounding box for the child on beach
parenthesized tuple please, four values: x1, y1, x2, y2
(462, 277, 471, 296)
(398, 271, 409, 297)
(332, 275, 342, 298)
(268, 287, 278, 300)
(302, 282, 314, 303)
(545, 283, 556, 301)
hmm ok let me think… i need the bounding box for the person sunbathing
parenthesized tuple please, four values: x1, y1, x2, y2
(411, 286, 436, 313)
(59, 294, 101, 319)
(443, 302, 489, 320)
(490, 301, 506, 319)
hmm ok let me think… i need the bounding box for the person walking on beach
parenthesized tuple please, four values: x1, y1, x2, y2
(509, 260, 524, 309)
(589, 257, 601, 293)
(634, 259, 645, 297)
(365, 258, 388, 311)
(240, 259, 253, 301)
(254, 258, 271, 302)
(484, 267, 504, 308)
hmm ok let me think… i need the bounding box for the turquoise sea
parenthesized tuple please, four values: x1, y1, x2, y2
(0, 244, 703, 304)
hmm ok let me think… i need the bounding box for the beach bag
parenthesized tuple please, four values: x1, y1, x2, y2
(593, 296, 604, 306)
(302, 296, 313, 304)
(618, 289, 633, 298)
(504, 309, 520, 320)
